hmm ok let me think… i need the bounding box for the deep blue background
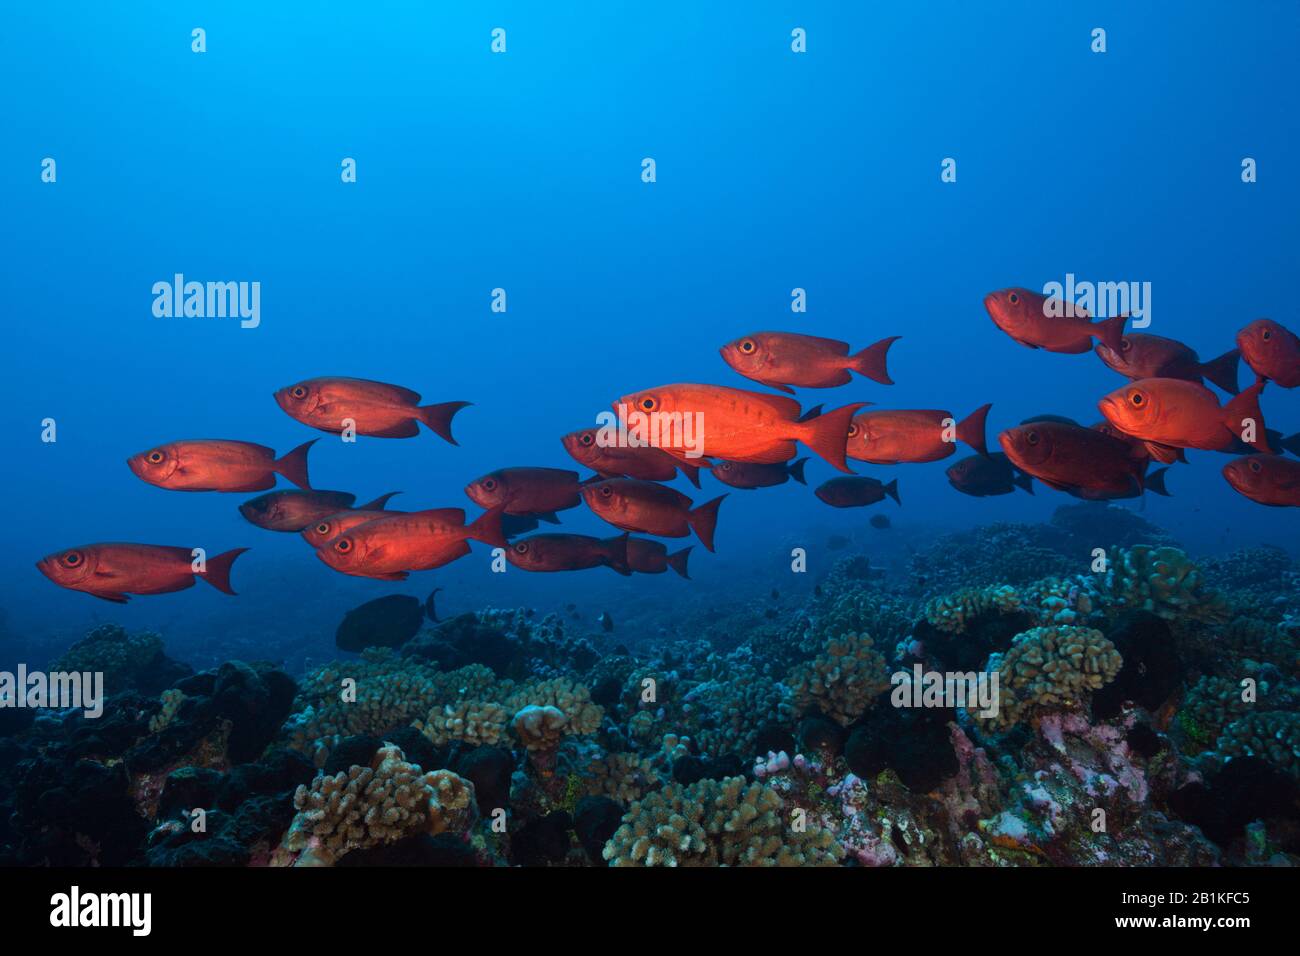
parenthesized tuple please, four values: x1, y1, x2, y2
(3, 2, 1297, 664)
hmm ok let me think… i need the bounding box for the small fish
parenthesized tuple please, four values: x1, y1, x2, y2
(1098, 378, 1272, 454)
(128, 439, 316, 492)
(316, 507, 507, 580)
(615, 383, 866, 473)
(37, 543, 248, 603)
(1237, 319, 1300, 388)
(464, 467, 582, 519)
(335, 592, 438, 653)
(848, 405, 991, 464)
(719, 331, 901, 392)
(710, 458, 808, 489)
(598, 611, 615, 632)
(626, 537, 692, 578)
(301, 496, 405, 548)
(869, 514, 891, 529)
(560, 429, 702, 487)
(1095, 333, 1240, 393)
(984, 287, 1126, 354)
(945, 452, 1034, 497)
(1222, 455, 1300, 507)
(274, 376, 470, 442)
(581, 478, 726, 552)
(770, 588, 780, 600)
(505, 533, 631, 574)
(815, 477, 900, 508)
(241, 490, 399, 532)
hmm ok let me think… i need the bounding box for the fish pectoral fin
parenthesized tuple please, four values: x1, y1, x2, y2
(1039, 478, 1076, 492)
(371, 572, 408, 581)
(88, 590, 130, 603)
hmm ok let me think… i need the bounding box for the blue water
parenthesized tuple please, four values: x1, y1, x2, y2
(3, 2, 1297, 662)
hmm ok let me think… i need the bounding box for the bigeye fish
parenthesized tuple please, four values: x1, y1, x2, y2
(240, 489, 399, 532)
(274, 376, 470, 442)
(316, 507, 506, 580)
(1095, 333, 1240, 394)
(847, 404, 991, 464)
(560, 428, 702, 487)
(128, 439, 316, 492)
(984, 288, 1125, 354)
(464, 467, 582, 521)
(301, 495, 406, 548)
(37, 543, 248, 603)
(999, 421, 1162, 499)
(505, 533, 631, 574)
(1098, 378, 1271, 454)
(1237, 319, 1300, 388)
(625, 537, 692, 578)
(615, 383, 866, 473)
(710, 458, 807, 489)
(814, 476, 900, 508)
(719, 331, 901, 392)
(580, 478, 726, 552)
(1222, 455, 1300, 507)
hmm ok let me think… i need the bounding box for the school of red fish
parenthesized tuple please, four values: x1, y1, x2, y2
(37, 295, 1300, 602)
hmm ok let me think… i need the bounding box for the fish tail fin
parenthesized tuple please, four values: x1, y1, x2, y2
(424, 588, 442, 623)
(358, 491, 401, 511)
(666, 546, 693, 579)
(535, 511, 562, 525)
(849, 336, 900, 385)
(466, 505, 508, 548)
(1280, 432, 1300, 458)
(1013, 471, 1035, 495)
(788, 457, 809, 485)
(275, 439, 317, 490)
(795, 404, 826, 423)
(199, 547, 249, 596)
(604, 533, 632, 575)
(956, 403, 992, 457)
(1146, 467, 1172, 497)
(688, 494, 727, 552)
(1224, 378, 1272, 453)
(884, 478, 900, 505)
(802, 402, 868, 473)
(679, 462, 702, 488)
(418, 401, 471, 445)
(1094, 314, 1127, 354)
(1201, 348, 1241, 394)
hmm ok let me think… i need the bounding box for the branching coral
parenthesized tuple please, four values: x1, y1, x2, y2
(785, 633, 890, 726)
(601, 775, 842, 866)
(981, 625, 1122, 730)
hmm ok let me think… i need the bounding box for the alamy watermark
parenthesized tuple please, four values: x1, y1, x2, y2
(0, 665, 103, 719)
(594, 404, 706, 459)
(152, 274, 260, 328)
(1042, 273, 1151, 328)
(891, 664, 999, 719)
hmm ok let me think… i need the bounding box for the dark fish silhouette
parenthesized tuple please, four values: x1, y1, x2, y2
(335, 591, 440, 653)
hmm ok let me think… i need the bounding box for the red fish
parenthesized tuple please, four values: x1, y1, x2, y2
(720, 332, 900, 392)
(1095, 333, 1240, 394)
(1098, 378, 1272, 454)
(984, 288, 1126, 354)
(626, 538, 692, 578)
(710, 458, 807, 489)
(274, 377, 470, 442)
(847, 405, 990, 464)
(128, 439, 315, 492)
(580, 478, 726, 552)
(1237, 319, 1300, 388)
(464, 467, 581, 521)
(945, 453, 1034, 497)
(316, 507, 506, 580)
(240, 490, 399, 532)
(301, 500, 405, 549)
(36, 543, 248, 603)
(1223, 455, 1300, 507)
(615, 383, 865, 473)
(505, 533, 631, 574)
(999, 422, 1164, 499)
(814, 477, 900, 508)
(561, 429, 702, 487)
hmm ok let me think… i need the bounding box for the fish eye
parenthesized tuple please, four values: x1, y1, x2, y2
(1008, 292, 1019, 305)
(513, 542, 528, 554)
(1262, 329, 1272, 341)
(1249, 459, 1263, 473)
(63, 551, 83, 567)
(640, 397, 657, 412)
(147, 450, 165, 464)
(739, 339, 756, 354)
(847, 424, 859, 438)
(483, 478, 497, 491)
(579, 433, 594, 447)
(720, 463, 731, 471)
(334, 538, 353, 554)
(315, 522, 331, 535)
(600, 485, 613, 497)
(1130, 391, 1145, 407)
(291, 385, 308, 399)
(1120, 338, 1132, 352)
(1026, 431, 1040, 446)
